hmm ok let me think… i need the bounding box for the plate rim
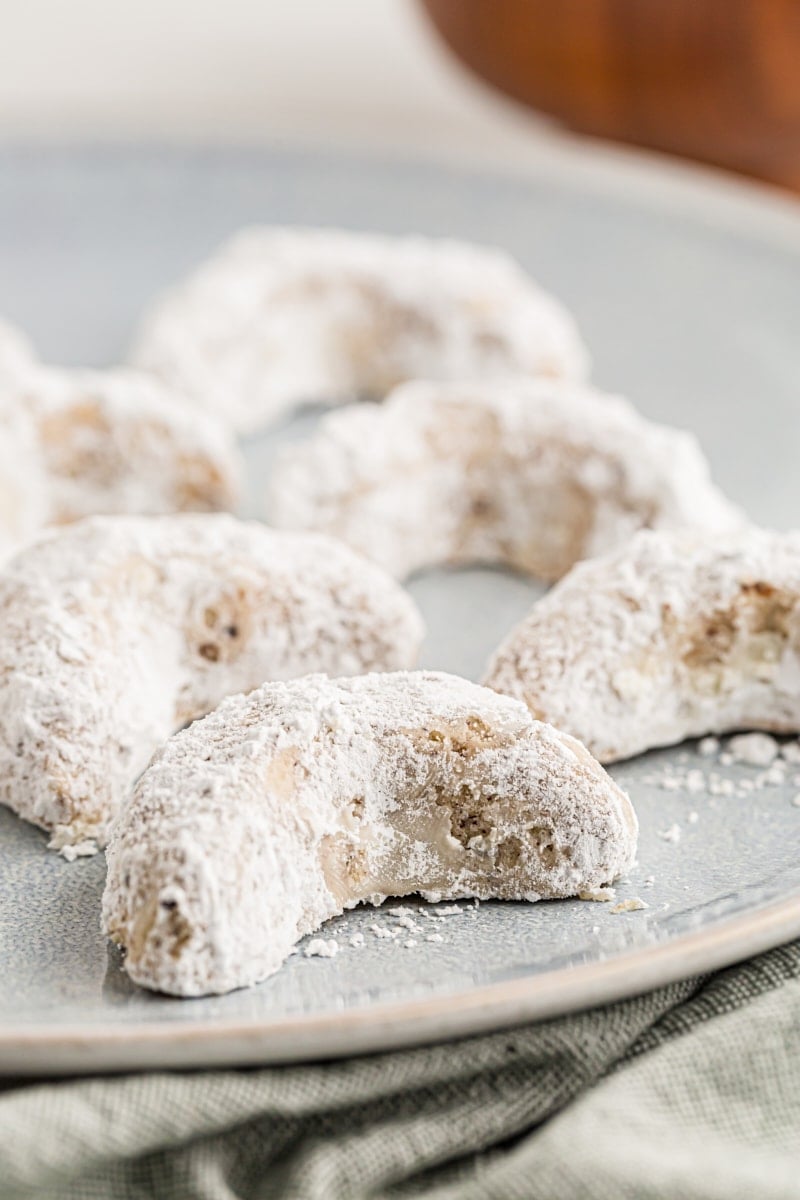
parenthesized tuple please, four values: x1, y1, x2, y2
(3, 892, 799, 1074)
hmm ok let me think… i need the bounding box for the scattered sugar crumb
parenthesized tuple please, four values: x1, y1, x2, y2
(349, 932, 365, 948)
(757, 763, 786, 787)
(719, 752, 734, 766)
(591, 925, 600, 934)
(435, 905, 464, 916)
(698, 736, 720, 757)
(727, 732, 779, 766)
(579, 886, 616, 903)
(780, 741, 800, 764)
(685, 769, 706, 794)
(610, 898, 648, 914)
(394, 914, 420, 932)
(387, 906, 415, 917)
(643, 875, 655, 887)
(426, 933, 444, 943)
(370, 924, 397, 940)
(57, 839, 97, 862)
(688, 811, 699, 824)
(304, 938, 339, 959)
(708, 775, 735, 797)
(403, 939, 417, 949)
(792, 794, 800, 808)
(658, 823, 682, 844)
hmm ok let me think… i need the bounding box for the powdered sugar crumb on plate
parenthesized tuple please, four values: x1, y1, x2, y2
(610, 898, 648, 914)
(304, 938, 339, 959)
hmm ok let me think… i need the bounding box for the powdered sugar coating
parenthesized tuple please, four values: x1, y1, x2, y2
(20, 366, 243, 522)
(130, 227, 588, 433)
(0, 318, 46, 559)
(103, 671, 637, 996)
(0, 391, 48, 561)
(268, 379, 740, 581)
(485, 527, 800, 762)
(0, 514, 423, 852)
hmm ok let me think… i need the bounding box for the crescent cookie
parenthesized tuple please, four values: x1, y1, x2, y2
(102, 671, 637, 996)
(485, 527, 800, 762)
(268, 379, 740, 582)
(0, 514, 423, 854)
(130, 227, 588, 433)
(21, 366, 244, 522)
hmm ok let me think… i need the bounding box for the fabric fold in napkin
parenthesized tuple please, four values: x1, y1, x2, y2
(1, 941, 798, 1199)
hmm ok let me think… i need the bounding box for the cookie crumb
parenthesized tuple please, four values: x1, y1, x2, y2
(579, 886, 616, 903)
(757, 763, 786, 787)
(304, 938, 339, 959)
(426, 932, 444, 943)
(658, 823, 682, 844)
(727, 732, 779, 766)
(698, 736, 720, 757)
(393, 914, 420, 932)
(610, 897, 648, 913)
(56, 839, 98, 862)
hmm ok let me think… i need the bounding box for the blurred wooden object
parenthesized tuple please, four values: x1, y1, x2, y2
(420, 0, 800, 190)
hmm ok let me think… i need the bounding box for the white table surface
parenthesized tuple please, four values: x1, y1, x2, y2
(0, 0, 539, 152)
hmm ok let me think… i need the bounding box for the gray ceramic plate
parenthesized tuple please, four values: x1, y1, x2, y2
(1, 146, 799, 1075)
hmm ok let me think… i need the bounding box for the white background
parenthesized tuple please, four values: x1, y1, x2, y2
(0, 0, 559, 166)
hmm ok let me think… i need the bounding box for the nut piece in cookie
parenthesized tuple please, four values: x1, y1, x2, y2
(0, 513, 423, 852)
(102, 671, 637, 996)
(269, 379, 740, 582)
(485, 527, 800, 762)
(131, 227, 587, 433)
